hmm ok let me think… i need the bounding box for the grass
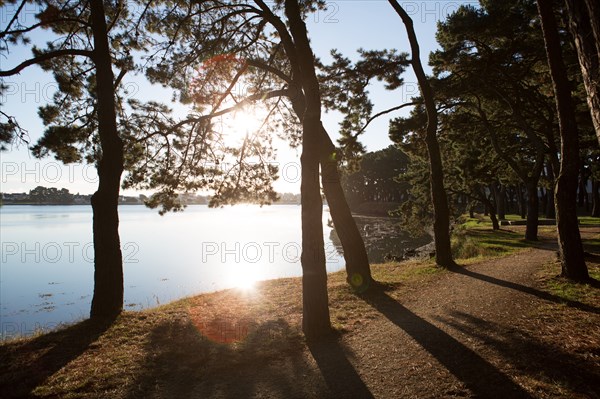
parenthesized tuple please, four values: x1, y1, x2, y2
(459, 213, 600, 228)
(452, 215, 533, 261)
(538, 234, 600, 303)
(578, 216, 600, 226)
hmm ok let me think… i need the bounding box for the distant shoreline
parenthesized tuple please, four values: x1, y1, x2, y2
(0, 202, 302, 206)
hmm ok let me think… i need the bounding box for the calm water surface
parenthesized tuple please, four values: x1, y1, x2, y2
(0, 204, 429, 338)
(0, 204, 345, 337)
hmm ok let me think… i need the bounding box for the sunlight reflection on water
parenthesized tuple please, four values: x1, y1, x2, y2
(0, 204, 431, 338)
(0, 204, 344, 337)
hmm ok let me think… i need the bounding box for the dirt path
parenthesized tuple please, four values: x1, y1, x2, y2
(198, 242, 599, 398)
(338, 248, 559, 398)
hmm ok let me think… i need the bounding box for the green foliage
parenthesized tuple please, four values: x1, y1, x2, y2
(341, 145, 410, 209)
(27, 186, 74, 204)
(318, 49, 410, 162)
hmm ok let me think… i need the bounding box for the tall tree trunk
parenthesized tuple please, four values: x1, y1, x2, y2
(540, 187, 548, 219)
(592, 180, 600, 217)
(485, 202, 500, 231)
(493, 184, 507, 220)
(489, 209, 500, 231)
(89, 0, 124, 320)
(538, 0, 589, 280)
(564, 0, 600, 146)
(546, 163, 556, 219)
(319, 125, 373, 291)
(254, 0, 373, 293)
(285, 0, 331, 338)
(517, 183, 527, 219)
(525, 181, 540, 241)
(389, 0, 454, 267)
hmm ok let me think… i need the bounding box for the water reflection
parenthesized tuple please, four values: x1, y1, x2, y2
(0, 204, 431, 338)
(329, 215, 432, 263)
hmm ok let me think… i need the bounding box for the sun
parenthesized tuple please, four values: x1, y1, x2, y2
(226, 266, 260, 292)
(224, 107, 266, 142)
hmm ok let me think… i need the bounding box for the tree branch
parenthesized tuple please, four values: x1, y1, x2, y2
(355, 101, 420, 136)
(0, 49, 93, 76)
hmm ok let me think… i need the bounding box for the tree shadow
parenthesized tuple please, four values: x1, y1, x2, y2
(361, 290, 533, 399)
(434, 311, 600, 397)
(124, 316, 337, 398)
(448, 265, 600, 314)
(307, 335, 374, 399)
(0, 318, 112, 398)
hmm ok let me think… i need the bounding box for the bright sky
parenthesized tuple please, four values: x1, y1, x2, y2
(0, 1, 477, 196)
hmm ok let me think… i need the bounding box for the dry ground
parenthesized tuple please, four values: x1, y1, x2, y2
(0, 227, 599, 398)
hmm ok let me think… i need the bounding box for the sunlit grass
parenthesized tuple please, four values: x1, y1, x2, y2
(451, 220, 532, 261)
(578, 216, 600, 226)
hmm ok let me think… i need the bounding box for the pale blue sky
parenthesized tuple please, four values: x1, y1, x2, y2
(0, 1, 477, 195)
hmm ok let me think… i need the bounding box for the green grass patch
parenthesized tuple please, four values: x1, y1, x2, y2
(540, 233, 600, 303)
(452, 224, 532, 261)
(543, 264, 600, 303)
(456, 213, 527, 229)
(583, 235, 600, 254)
(578, 216, 600, 226)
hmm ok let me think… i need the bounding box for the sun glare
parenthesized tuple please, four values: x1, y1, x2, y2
(227, 266, 260, 292)
(225, 107, 265, 142)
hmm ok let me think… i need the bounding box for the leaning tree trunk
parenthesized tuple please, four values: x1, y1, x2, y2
(538, 0, 589, 280)
(288, 107, 373, 293)
(525, 181, 540, 241)
(564, 0, 600, 146)
(389, 0, 454, 267)
(89, 0, 125, 320)
(285, 0, 331, 338)
(283, 46, 373, 292)
(485, 202, 500, 230)
(318, 125, 373, 291)
(482, 195, 500, 230)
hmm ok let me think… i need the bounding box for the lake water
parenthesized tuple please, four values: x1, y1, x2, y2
(0, 204, 429, 338)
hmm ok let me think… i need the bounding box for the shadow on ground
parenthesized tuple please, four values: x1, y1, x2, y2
(361, 288, 534, 399)
(123, 315, 375, 399)
(124, 317, 310, 398)
(448, 264, 600, 314)
(435, 310, 600, 397)
(0, 319, 112, 398)
(307, 336, 374, 398)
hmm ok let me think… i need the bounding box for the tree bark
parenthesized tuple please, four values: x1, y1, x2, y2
(564, 0, 600, 146)
(538, 0, 589, 280)
(545, 163, 556, 219)
(389, 0, 454, 267)
(255, 0, 374, 292)
(89, 0, 125, 320)
(319, 125, 373, 291)
(525, 181, 540, 241)
(486, 203, 500, 231)
(285, 0, 331, 338)
(518, 183, 527, 219)
(492, 184, 506, 220)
